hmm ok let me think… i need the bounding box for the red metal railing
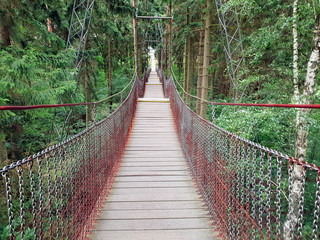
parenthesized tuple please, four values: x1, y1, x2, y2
(160, 72, 320, 240)
(0, 72, 147, 240)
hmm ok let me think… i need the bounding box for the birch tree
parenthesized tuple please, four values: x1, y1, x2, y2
(284, 1, 320, 238)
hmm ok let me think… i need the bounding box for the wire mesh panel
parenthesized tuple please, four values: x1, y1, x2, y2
(0, 75, 146, 240)
(163, 74, 320, 240)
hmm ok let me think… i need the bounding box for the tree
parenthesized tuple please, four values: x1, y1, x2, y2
(284, 1, 320, 237)
(199, 0, 211, 118)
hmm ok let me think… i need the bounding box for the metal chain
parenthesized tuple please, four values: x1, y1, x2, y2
(276, 156, 283, 240)
(251, 147, 258, 222)
(258, 150, 265, 229)
(266, 153, 272, 236)
(53, 150, 59, 238)
(313, 172, 320, 240)
(17, 163, 26, 239)
(37, 156, 44, 240)
(235, 139, 241, 239)
(2, 170, 14, 239)
(211, 103, 215, 124)
(245, 144, 252, 238)
(297, 166, 307, 238)
(287, 160, 294, 239)
(56, 145, 64, 239)
(28, 160, 38, 240)
(45, 151, 53, 240)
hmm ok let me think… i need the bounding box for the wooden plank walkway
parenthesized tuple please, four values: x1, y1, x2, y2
(90, 71, 218, 240)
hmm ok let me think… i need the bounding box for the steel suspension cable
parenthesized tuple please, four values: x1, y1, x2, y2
(171, 68, 320, 109)
(0, 71, 137, 111)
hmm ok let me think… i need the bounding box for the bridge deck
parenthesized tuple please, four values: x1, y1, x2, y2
(90, 72, 218, 240)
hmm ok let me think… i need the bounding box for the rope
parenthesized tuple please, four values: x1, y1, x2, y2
(171, 68, 320, 109)
(0, 71, 137, 111)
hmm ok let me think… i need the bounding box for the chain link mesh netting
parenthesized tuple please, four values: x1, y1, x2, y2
(159, 71, 320, 240)
(0, 73, 147, 240)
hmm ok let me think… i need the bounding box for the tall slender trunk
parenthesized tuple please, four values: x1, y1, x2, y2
(183, 38, 188, 100)
(165, 22, 168, 72)
(133, 0, 138, 74)
(186, 35, 192, 103)
(161, 47, 164, 73)
(85, 70, 92, 125)
(293, 0, 300, 101)
(200, 0, 211, 118)
(168, 2, 172, 74)
(138, 33, 143, 75)
(108, 39, 112, 88)
(196, 28, 205, 114)
(283, 16, 320, 240)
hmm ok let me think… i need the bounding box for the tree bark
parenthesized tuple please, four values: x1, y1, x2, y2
(0, 130, 8, 163)
(293, 0, 300, 102)
(183, 37, 188, 100)
(284, 18, 320, 240)
(196, 28, 205, 115)
(186, 35, 192, 104)
(165, 15, 169, 73)
(168, 3, 173, 74)
(133, 0, 138, 74)
(161, 47, 164, 73)
(108, 39, 112, 88)
(0, 16, 11, 47)
(200, 0, 211, 118)
(85, 70, 92, 125)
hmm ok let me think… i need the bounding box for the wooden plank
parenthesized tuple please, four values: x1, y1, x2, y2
(106, 193, 200, 202)
(121, 157, 185, 161)
(94, 218, 212, 231)
(114, 176, 192, 182)
(123, 151, 184, 158)
(121, 162, 185, 166)
(119, 166, 188, 171)
(109, 187, 197, 195)
(98, 209, 210, 220)
(112, 181, 195, 188)
(91, 229, 217, 240)
(117, 171, 189, 176)
(99, 200, 206, 210)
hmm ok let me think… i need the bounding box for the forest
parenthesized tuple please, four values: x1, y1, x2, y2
(0, 0, 320, 239)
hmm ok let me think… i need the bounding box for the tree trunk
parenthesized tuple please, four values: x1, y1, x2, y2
(133, 1, 138, 74)
(283, 19, 320, 240)
(108, 39, 112, 88)
(0, 16, 11, 47)
(200, 0, 211, 119)
(165, 22, 168, 73)
(0, 131, 8, 163)
(46, 4, 53, 33)
(168, 3, 172, 73)
(196, 28, 205, 114)
(161, 47, 164, 73)
(107, 39, 113, 110)
(186, 35, 192, 104)
(138, 33, 143, 76)
(183, 38, 188, 100)
(85, 71, 92, 125)
(293, 0, 300, 101)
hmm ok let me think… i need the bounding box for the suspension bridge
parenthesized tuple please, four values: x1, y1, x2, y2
(1, 52, 320, 240)
(1, 1, 320, 240)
